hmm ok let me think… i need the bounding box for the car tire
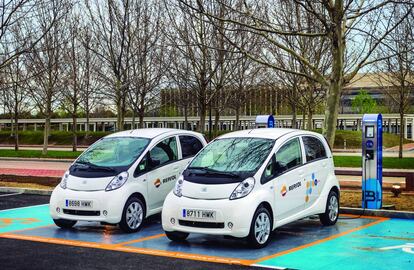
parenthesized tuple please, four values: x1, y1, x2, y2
(319, 190, 339, 226)
(119, 196, 145, 233)
(247, 206, 273, 249)
(53, 219, 77, 229)
(165, 231, 189, 242)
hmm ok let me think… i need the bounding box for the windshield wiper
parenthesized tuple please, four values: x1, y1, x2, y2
(187, 166, 239, 178)
(75, 161, 116, 172)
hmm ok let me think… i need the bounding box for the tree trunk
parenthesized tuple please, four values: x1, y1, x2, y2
(42, 116, 50, 155)
(138, 111, 144, 129)
(115, 79, 124, 131)
(235, 107, 240, 131)
(302, 110, 306, 130)
(85, 110, 90, 138)
(291, 103, 297, 129)
(72, 114, 77, 152)
(213, 109, 220, 137)
(10, 117, 14, 136)
(399, 112, 404, 159)
(132, 110, 136, 129)
(14, 111, 19, 151)
(198, 102, 206, 133)
(307, 107, 313, 131)
(184, 106, 188, 130)
(324, 1, 345, 147)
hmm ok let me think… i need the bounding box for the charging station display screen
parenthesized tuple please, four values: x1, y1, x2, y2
(365, 126, 374, 138)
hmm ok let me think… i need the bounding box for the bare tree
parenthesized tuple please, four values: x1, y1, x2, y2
(166, 0, 231, 133)
(85, 0, 134, 131)
(80, 28, 102, 135)
(26, 0, 70, 154)
(2, 54, 29, 150)
(165, 46, 196, 129)
(0, 0, 60, 70)
(61, 12, 83, 151)
(376, 7, 414, 158)
(182, 0, 414, 147)
(127, 0, 166, 129)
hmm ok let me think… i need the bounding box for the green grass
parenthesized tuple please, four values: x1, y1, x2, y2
(333, 156, 414, 169)
(314, 129, 410, 149)
(0, 131, 109, 145)
(0, 149, 82, 159)
(0, 149, 412, 169)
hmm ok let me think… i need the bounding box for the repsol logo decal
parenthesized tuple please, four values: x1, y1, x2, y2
(289, 182, 301, 191)
(153, 175, 177, 188)
(163, 175, 176, 184)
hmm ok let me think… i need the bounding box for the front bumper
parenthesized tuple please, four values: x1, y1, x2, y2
(49, 186, 127, 224)
(162, 192, 256, 238)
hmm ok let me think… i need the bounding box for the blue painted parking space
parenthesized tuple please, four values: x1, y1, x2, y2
(0, 204, 412, 269)
(256, 218, 414, 270)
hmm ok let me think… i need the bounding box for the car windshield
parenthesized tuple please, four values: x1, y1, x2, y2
(188, 137, 274, 175)
(76, 137, 150, 168)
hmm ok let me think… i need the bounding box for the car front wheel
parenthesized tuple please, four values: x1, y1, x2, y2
(319, 190, 339, 226)
(119, 197, 145, 233)
(248, 206, 272, 248)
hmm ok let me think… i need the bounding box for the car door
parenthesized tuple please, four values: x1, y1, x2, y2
(301, 136, 329, 207)
(146, 136, 180, 210)
(263, 137, 304, 221)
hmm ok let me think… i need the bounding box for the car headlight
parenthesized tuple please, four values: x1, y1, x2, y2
(105, 172, 129, 191)
(60, 171, 69, 189)
(229, 177, 255, 200)
(173, 176, 184, 197)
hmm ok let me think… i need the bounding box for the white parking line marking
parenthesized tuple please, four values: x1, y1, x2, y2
(0, 192, 24, 197)
(0, 204, 48, 212)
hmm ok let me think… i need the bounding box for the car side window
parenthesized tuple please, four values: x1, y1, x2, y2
(274, 138, 302, 176)
(302, 136, 327, 162)
(179, 135, 204, 158)
(149, 137, 178, 167)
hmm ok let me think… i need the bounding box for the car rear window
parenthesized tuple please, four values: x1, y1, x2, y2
(302, 136, 327, 162)
(179, 135, 204, 158)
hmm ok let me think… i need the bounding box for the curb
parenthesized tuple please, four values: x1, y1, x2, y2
(0, 157, 74, 162)
(0, 187, 52, 196)
(340, 207, 414, 219)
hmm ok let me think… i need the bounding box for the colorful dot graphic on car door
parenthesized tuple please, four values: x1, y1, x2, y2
(305, 173, 318, 202)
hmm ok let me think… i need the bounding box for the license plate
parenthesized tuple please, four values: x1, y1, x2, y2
(182, 209, 216, 220)
(65, 199, 93, 208)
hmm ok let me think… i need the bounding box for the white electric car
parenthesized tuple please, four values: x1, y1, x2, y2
(162, 128, 340, 248)
(50, 128, 207, 233)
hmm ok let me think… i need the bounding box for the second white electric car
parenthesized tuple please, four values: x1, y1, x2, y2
(50, 128, 207, 233)
(162, 128, 340, 248)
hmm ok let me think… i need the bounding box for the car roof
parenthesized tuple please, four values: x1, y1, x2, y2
(105, 128, 202, 139)
(218, 128, 321, 140)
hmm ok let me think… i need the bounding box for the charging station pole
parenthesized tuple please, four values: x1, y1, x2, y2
(361, 114, 383, 209)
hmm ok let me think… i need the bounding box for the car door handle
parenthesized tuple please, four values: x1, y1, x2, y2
(143, 178, 146, 182)
(298, 170, 304, 177)
(322, 162, 327, 168)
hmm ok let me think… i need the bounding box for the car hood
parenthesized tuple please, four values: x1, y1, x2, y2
(66, 174, 114, 191)
(182, 180, 238, 200)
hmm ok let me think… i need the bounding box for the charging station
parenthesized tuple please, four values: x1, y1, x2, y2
(362, 113, 383, 209)
(255, 115, 275, 128)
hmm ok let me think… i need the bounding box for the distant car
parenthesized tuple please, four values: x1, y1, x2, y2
(50, 128, 207, 233)
(162, 128, 340, 248)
